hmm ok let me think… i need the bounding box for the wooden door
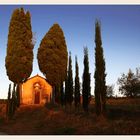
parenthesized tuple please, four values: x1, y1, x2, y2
(34, 91, 40, 104)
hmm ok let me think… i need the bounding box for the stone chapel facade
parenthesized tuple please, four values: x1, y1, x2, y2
(20, 74, 52, 105)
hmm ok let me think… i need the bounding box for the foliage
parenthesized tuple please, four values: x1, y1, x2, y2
(16, 84, 20, 107)
(107, 85, 114, 98)
(74, 56, 81, 108)
(94, 20, 107, 116)
(118, 68, 140, 97)
(11, 83, 17, 116)
(82, 47, 91, 112)
(37, 23, 68, 103)
(5, 8, 34, 83)
(8, 84, 11, 101)
(6, 83, 17, 119)
(65, 52, 73, 106)
(64, 75, 68, 106)
(6, 84, 11, 119)
(37, 23, 68, 87)
(60, 82, 65, 106)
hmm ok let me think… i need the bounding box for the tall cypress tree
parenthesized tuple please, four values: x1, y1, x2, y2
(37, 23, 68, 103)
(74, 56, 80, 108)
(60, 82, 64, 106)
(64, 74, 68, 106)
(5, 8, 34, 106)
(66, 52, 73, 106)
(82, 47, 91, 112)
(94, 20, 107, 116)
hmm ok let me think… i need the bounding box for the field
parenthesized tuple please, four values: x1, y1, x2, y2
(0, 98, 140, 135)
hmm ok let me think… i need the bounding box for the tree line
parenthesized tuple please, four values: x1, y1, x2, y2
(5, 8, 139, 120)
(5, 8, 106, 119)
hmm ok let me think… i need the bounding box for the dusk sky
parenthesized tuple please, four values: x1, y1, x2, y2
(0, 5, 140, 98)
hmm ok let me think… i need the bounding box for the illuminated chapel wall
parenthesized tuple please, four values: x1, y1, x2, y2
(21, 75, 52, 105)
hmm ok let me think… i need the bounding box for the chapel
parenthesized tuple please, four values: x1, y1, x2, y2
(20, 74, 52, 105)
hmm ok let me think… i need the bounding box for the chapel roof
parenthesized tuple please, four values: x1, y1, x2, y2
(25, 74, 51, 85)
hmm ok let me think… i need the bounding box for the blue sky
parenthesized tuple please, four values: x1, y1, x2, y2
(0, 5, 140, 98)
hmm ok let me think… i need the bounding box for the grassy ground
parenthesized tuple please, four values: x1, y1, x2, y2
(0, 98, 140, 135)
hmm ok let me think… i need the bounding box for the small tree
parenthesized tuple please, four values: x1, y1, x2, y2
(118, 68, 140, 97)
(65, 52, 73, 106)
(94, 20, 107, 116)
(11, 83, 17, 116)
(82, 47, 91, 112)
(6, 84, 11, 119)
(106, 85, 114, 98)
(74, 56, 81, 108)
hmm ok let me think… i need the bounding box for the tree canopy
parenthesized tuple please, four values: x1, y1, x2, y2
(5, 8, 34, 83)
(82, 47, 91, 112)
(118, 68, 140, 97)
(37, 23, 68, 87)
(106, 84, 114, 98)
(65, 52, 73, 106)
(94, 20, 107, 116)
(74, 56, 80, 108)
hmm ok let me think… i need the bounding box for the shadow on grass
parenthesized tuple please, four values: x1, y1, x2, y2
(108, 107, 140, 120)
(53, 126, 76, 135)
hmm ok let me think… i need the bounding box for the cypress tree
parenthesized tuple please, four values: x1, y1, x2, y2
(16, 84, 20, 107)
(8, 84, 11, 100)
(74, 56, 80, 108)
(66, 52, 73, 106)
(60, 82, 65, 106)
(11, 83, 17, 117)
(5, 8, 34, 107)
(6, 83, 11, 119)
(37, 23, 68, 103)
(94, 20, 107, 116)
(82, 47, 91, 112)
(64, 74, 68, 106)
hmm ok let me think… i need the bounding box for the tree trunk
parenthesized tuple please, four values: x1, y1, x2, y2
(52, 86, 55, 104)
(16, 83, 21, 107)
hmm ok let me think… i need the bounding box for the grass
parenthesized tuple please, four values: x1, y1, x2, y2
(53, 127, 76, 135)
(0, 98, 139, 135)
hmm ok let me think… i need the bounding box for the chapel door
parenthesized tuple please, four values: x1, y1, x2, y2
(34, 91, 40, 104)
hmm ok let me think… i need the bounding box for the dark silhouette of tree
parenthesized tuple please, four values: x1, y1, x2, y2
(106, 84, 114, 98)
(65, 52, 73, 106)
(6, 84, 11, 119)
(60, 82, 65, 106)
(11, 84, 17, 116)
(74, 56, 81, 108)
(37, 23, 68, 103)
(118, 68, 140, 97)
(5, 8, 34, 107)
(94, 20, 107, 116)
(64, 74, 68, 106)
(82, 47, 91, 112)
(16, 84, 20, 107)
